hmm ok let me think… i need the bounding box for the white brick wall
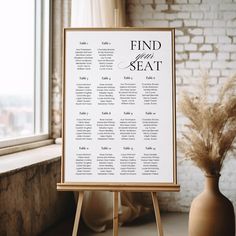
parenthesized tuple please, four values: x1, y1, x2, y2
(127, 0, 236, 213)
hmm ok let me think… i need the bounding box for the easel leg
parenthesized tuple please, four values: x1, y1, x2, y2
(113, 191, 119, 236)
(151, 192, 164, 236)
(72, 191, 84, 236)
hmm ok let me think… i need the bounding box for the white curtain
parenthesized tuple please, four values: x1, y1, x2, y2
(71, 0, 152, 233)
(71, 0, 125, 27)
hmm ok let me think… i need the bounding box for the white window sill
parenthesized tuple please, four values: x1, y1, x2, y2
(0, 144, 62, 176)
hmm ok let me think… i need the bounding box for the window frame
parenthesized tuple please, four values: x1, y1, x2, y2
(0, 0, 52, 150)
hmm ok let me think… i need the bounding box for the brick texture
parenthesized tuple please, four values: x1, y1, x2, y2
(126, 0, 236, 213)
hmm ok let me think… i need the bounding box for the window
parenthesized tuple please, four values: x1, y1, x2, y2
(0, 0, 50, 148)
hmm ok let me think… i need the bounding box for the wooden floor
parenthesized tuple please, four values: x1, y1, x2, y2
(41, 213, 189, 236)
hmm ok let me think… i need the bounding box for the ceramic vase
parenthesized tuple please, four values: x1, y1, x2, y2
(189, 174, 235, 236)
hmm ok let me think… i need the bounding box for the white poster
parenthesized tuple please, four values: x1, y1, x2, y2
(63, 28, 176, 184)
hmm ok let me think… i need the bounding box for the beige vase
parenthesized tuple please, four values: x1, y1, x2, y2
(189, 174, 235, 236)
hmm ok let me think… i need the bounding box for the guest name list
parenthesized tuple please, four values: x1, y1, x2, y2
(64, 30, 175, 183)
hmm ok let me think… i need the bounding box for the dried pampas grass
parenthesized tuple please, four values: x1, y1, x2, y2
(178, 75, 236, 175)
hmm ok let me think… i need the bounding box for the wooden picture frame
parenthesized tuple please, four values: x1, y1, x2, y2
(57, 28, 179, 192)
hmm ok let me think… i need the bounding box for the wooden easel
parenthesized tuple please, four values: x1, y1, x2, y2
(58, 25, 181, 235)
(70, 7, 167, 236)
(72, 191, 163, 236)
